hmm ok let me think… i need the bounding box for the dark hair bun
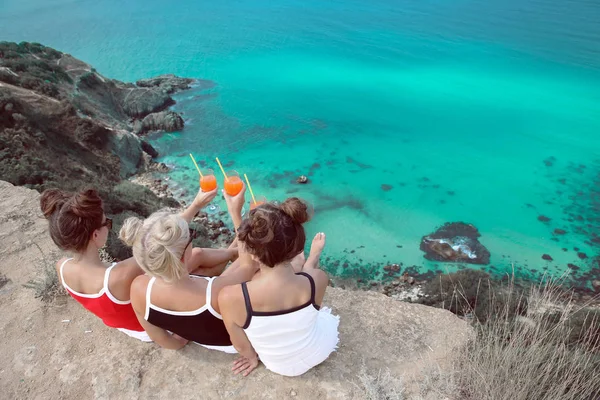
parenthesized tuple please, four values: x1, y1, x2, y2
(40, 188, 104, 253)
(279, 197, 310, 224)
(40, 189, 71, 219)
(69, 189, 102, 218)
(238, 213, 275, 246)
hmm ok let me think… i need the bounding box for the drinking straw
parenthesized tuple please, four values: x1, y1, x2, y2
(244, 173, 257, 204)
(215, 157, 229, 180)
(189, 154, 203, 178)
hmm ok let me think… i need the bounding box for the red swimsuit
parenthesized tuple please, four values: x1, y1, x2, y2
(59, 258, 144, 332)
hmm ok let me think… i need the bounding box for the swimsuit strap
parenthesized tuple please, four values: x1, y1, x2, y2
(296, 272, 317, 306)
(58, 258, 73, 288)
(144, 277, 157, 321)
(241, 282, 253, 329)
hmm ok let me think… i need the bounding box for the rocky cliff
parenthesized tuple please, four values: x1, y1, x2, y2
(0, 42, 201, 258)
(0, 181, 472, 399)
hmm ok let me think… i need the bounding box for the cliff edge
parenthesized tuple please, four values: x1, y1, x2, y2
(0, 181, 471, 399)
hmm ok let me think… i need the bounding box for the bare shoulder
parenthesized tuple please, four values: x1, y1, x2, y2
(111, 257, 144, 281)
(218, 284, 247, 325)
(55, 257, 70, 278)
(130, 275, 150, 312)
(218, 284, 244, 309)
(304, 269, 329, 289)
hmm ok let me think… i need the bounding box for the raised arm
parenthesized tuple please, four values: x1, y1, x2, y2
(180, 187, 218, 224)
(218, 286, 259, 376)
(222, 184, 256, 270)
(222, 183, 246, 232)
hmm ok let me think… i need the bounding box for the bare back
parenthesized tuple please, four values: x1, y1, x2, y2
(56, 257, 142, 301)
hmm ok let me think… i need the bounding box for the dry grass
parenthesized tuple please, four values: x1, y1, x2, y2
(356, 368, 405, 400)
(23, 243, 64, 303)
(379, 273, 600, 400)
(452, 276, 600, 400)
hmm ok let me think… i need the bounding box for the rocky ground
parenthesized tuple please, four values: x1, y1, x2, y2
(0, 181, 472, 400)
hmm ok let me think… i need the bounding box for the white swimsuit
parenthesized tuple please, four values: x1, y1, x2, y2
(241, 272, 340, 376)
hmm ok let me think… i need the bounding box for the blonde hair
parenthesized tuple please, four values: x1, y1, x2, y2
(119, 211, 189, 282)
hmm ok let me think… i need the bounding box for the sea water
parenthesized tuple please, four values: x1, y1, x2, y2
(3, 0, 599, 285)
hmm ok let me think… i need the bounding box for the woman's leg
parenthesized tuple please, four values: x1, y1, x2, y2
(303, 232, 326, 270)
(290, 251, 306, 273)
(188, 247, 238, 275)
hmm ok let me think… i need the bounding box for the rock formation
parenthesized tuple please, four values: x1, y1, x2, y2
(420, 222, 491, 264)
(137, 110, 184, 134)
(0, 181, 472, 399)
(136, 74, 194, 94)
(0, 42, 211, 259)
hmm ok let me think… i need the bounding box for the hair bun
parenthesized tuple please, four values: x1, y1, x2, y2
(40, 189, 71, 219)
(279, 197, 310, 224)
(70, 189, 102, 218)
(119, 217, 144, 247)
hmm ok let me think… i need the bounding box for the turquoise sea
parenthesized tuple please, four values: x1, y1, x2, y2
(3, 0, 600, 285)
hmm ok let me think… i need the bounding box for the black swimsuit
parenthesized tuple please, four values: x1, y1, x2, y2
(144, 275, 231, 346)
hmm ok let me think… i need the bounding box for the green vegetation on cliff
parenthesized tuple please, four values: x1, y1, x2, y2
(0, 42, 191, 259)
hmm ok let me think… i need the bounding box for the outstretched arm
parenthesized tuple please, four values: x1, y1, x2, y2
(180, 187, 218, 223)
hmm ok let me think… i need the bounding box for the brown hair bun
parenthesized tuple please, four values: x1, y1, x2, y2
(40, 189, 70, 219)
(237, 198, 309, 267)
(279, 197, 311, 224)
(40, 188, 104, 252)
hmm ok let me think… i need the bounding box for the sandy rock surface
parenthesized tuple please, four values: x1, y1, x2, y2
(0, 181, 471, 399)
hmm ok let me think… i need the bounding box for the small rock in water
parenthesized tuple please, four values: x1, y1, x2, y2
(296, 175, 308, 184)
(553, 228, 567, 235)
(542, 254, 553, 261)
(577, 252, 588, 260)
(537, 215, 551, 222)
(380, 184, 393, 191)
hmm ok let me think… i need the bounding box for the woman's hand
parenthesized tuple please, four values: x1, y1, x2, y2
(232, 354, 259, 377)
(192, 187, 218, 209)
(223, 183, 246, 214)
(223, 184, 246, 231)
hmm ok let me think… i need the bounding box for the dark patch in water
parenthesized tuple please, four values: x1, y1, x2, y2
(381, 184, 393, 191)
(553, 228, 567, 235)
(543, 157, 556, 167)
(542, 254, 553, 261)
(538, 215, 551, 222)
(345, 157, 372, 170)
(447, 191, 455, 196)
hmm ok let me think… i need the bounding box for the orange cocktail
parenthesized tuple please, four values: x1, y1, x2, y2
(200, 169, 217, 192)
(224, 170, 243, 196)
(250, 196, 267, 210)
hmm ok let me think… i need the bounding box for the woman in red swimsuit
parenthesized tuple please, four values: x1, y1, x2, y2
(40, 187, 234, 341)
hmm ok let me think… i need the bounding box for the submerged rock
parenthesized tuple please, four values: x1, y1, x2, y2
(542, 254, 553, 261)
(138, 111, 184, 134)
(420, 222, 491, 265)
(297, 175, 308, 184)
(135, 74, 195, 94)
